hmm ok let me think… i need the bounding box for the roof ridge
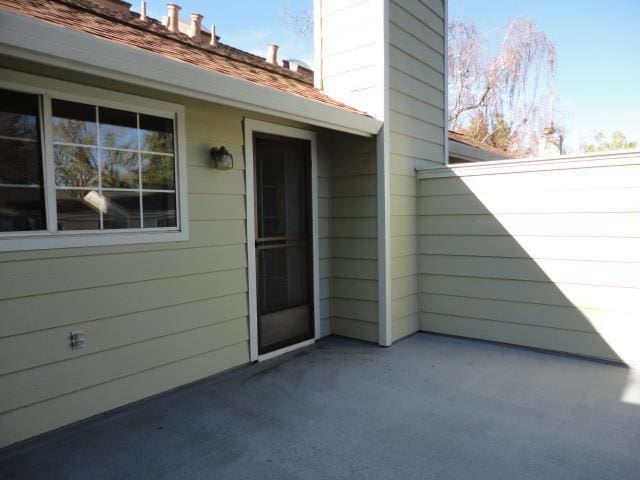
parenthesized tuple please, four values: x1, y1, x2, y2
(0, 0, 368, 116)
(52, 0, 314, 85)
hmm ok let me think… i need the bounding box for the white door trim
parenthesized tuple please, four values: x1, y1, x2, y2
(243, 118, 320, 362)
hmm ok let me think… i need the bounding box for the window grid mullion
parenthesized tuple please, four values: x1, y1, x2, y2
(137, 113, 144, 229)
(172, 113, 180, 231)
(50, 140, 174, 158)
(41, 93, 58, 234)
(96, 105, 103, 230)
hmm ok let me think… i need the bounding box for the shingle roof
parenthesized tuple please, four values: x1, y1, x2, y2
(448, 130, 509, 156)
(0, 0, 367, 115)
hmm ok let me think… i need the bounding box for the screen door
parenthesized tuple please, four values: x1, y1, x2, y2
(254, 134, 313, 355)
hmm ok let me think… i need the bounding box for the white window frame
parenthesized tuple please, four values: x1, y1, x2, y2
(0, 68, 188, 251)
(243, 119, 320, 362)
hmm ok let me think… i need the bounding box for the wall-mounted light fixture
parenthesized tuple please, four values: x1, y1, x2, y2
(210, 146, 234, 170)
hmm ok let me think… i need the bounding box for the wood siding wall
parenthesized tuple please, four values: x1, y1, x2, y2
(0, 61, 334, 447)
(319, 0, 381, 117)
(328, 132, 379, 342)
(418, 154, 640, 366)
(318, 134, 333, 337)
(388, 0, 446, 341)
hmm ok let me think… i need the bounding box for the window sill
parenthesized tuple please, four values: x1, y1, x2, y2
(0, 229, 189, 252)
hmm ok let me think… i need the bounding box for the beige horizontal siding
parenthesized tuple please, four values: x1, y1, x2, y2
(420, 235, 640, 262)
(387, 0, 446, 342)
(0, 341, 248, 448)
(320, 0, 380, 116)
(0, 82, 254, 446)
(0, 60, 341, 447)
(0, 269, 247, 339)
(0, 244, 247, 300)
(318, 134, 333, 337)
(418, 156, 640, 366)
(0, 293, 248, 376)
(329, 132, 378, 342)
(389, 89, 444, 128)
(331, 317, 378, 343)
(421, 313, 618, 360)
(419, 165, 640, 197)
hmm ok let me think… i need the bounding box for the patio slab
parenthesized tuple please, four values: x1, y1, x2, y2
(1, 333, 639, 480)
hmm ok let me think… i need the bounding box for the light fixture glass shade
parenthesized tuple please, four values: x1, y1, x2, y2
(210, 146, 234, 170)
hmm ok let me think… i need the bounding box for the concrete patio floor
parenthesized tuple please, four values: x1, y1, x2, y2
(1, 333, 639, 480)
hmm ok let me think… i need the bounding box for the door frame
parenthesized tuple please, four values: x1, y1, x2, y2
(244, 118, 320, 362)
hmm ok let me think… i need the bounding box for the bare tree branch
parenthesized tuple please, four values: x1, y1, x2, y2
(448, 18, 559, 156)
(281, 2, 313, 38)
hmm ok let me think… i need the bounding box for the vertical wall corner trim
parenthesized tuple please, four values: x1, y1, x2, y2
(313, 0, 323, 90)
(377, 0, 392, 346)
(443, 0, 450, 166)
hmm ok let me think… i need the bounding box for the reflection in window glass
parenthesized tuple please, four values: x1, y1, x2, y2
(52, 99, 97, 145)
(0, 89, 40, 140)
(54, 145, 99, 188)
(0, 88, 46, 232)
(140, 114, 174, 153)
(56, 189, 100, 231)
(143, 192, 177, 228)
(102, 191, 141, 229)
(99, 107, 137, 150)
(51, 100, 176, 231)
(0, 186, 46, 232)
(141, 154, 175, 190)
(0, 139, 43, 186)
(2, 91, 179, 237)
(102, 150, 138, 189)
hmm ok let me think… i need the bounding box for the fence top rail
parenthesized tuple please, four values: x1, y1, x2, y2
(418, 150, 640, 180)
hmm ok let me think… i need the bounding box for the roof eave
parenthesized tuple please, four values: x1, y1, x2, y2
(448, 139, 509, 163)
(0, 10, 381, 137)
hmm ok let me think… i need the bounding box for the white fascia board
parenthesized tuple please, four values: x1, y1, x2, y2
(0, 10, 382, 137)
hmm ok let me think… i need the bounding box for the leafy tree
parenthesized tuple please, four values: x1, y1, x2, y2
(490, 113, 512, 152)
(461, 112, 513, 152)
(583, 131, 638, 153)
(462, 112, 489, 142)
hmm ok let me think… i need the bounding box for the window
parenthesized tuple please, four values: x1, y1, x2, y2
(0, 74, 187, 251)
(0, 89, 46, 232)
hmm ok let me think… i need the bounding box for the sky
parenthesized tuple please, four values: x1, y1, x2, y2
(144, 0, 314, 65)
(450, 0, 640, 151)
(143, 0, 640, 153)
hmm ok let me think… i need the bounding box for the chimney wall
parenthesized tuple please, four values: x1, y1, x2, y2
(167, 3, 181, 33)
(266, 44, 279, 65)
(210, 25, 219, 47)
(538, 128, 563, 156)
(188, 13, 203, 40)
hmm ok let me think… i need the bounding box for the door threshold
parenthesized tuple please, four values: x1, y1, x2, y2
(258, 338, 315, 362)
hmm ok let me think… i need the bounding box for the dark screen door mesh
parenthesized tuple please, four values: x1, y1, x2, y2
(255, 135, 313, 354)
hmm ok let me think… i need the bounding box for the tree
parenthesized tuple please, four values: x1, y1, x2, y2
(461, 111, 514, 152)
(490, 113, 512, 152)
(281, 2, 312, 38)
(583, 131, 638, 153)
(462, 112, 489, 142)
(448, 18, 559, 156)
